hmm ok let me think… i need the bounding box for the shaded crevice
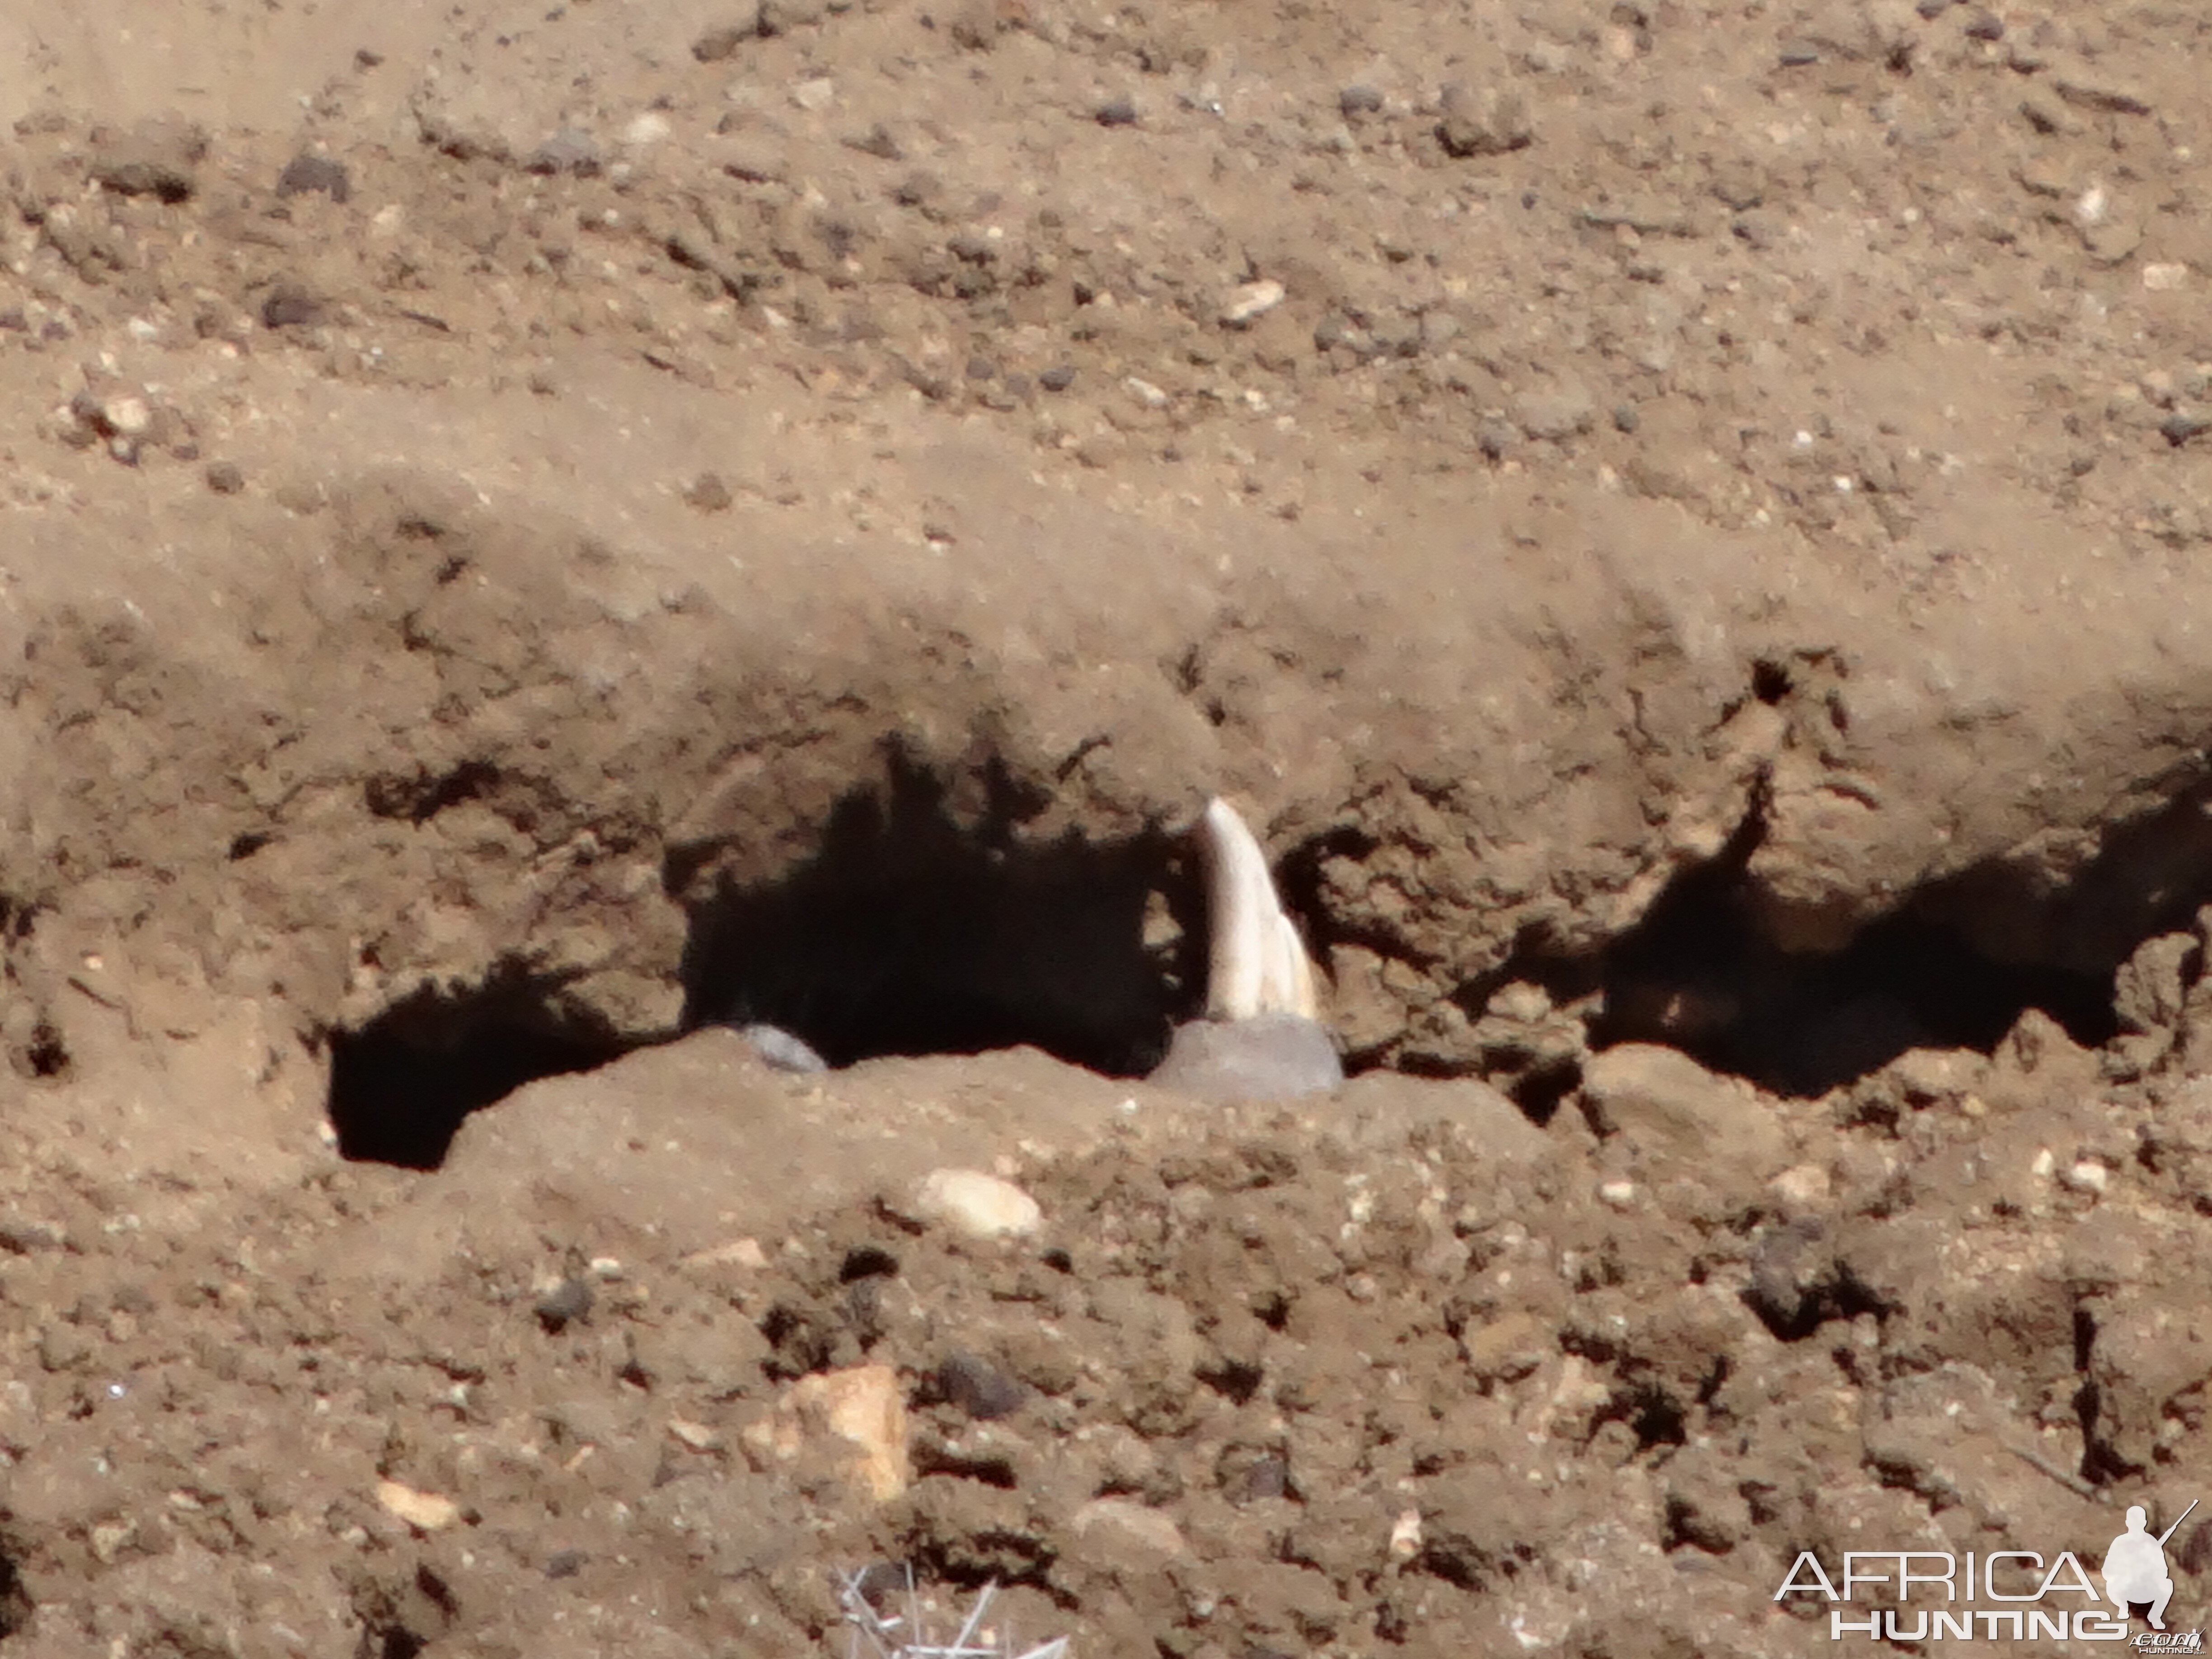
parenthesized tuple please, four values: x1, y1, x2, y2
(0, 1519, 29, 1639)
(326, 967, 628, 1169)
(673, 752, 1200, 1076)
(1596, 811, 2118, 1097)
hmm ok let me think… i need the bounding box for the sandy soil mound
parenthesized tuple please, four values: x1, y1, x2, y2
(1, 0, 2210, 1652)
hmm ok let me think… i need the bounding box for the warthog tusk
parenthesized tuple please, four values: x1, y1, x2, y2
(1195, 796, 1318, 1022)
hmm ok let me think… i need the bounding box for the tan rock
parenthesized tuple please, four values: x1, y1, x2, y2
(1580, 1044, 1790, 1210)
(741, 1363, 909, 1503)
(1070, 1496, 1188, 1561)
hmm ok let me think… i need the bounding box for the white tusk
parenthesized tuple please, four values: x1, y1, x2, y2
(1195, 797, 1319, 1022)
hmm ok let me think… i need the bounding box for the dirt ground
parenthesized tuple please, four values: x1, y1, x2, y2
(3, 0, 2212, 1653)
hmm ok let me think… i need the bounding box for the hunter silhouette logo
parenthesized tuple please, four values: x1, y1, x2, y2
(2105, 1501, 2194, 1632)
(1775, 1495, 2201, 1643)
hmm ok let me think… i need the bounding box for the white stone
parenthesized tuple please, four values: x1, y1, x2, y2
(623, 112, 672, 146)
(103, 396, 152, 436)
(682, 1236, 769, 1269)
(375, 1480, 461, 1532)
(912, 1168, 1042, 1240)
(792, 77, 836, 111)
(1770, 1163, 1832, 1208)
(2061, 1159, 2109, 1195)
(1220, 278, 1286, 326)
(1389, 1509, 1424, 1558)
(2143, 262, 2189, 291)
(667, 1417, 724, 1451)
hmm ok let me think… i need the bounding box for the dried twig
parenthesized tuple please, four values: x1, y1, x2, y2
(2006, 1443, 2106, 1503)
(837, 1568, 1069, 1659)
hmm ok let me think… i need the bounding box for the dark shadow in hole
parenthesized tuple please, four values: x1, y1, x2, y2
(0, 1520, 29, 1639)
(1597, 813, 2116, 1097)
(673, 750, 1200, 1077)
(327, 967, 627, 1170)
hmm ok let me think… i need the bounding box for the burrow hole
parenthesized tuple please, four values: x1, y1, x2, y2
(1592, 808, 2121, 1097)
(327, 758, 1208, 1169)
(327, 753, 2186, 1168)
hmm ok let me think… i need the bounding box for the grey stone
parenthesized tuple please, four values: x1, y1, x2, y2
(736, 1023, 830, 1073)
(1147, 1013, 1344, 1105)
(1437, 82, 1531, 158)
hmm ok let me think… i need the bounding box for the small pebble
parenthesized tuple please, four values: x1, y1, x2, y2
(1515, 382, 1597, 441)
(375, 1480, 461, 1533)
(1095, 95, 1139, 128)
(204, 460, 246, 495)
(846, 123, 902, 161)
(2060, 1160, 2109, 1196)
(261, 285, 325, 329)
(1475, 418, 1519, 461)
(1219, 278, 1286, 328)
(534, 1277, 594, 1332)
(910, 1168, 1042, 1241)
(1389, 1510, 1424, 1559)
(1914, 0, 1953, 16)
(1962, 8, 2003, 39)
(1339, 84, 1384, 117)
(1776, 38, 1822, 66)
(1436, 81, 1532, 158)
(103, 396, 152, 437)
(737, 1023, 829, 1073)
(528, 128, 603, 176)
(545, 1550, 588, 1579)
(275, 154, 351, 203)
(938, 1352, 1027, 1420)
(91, 118, 206, 202)
(1039, 364, 1076, 392)
(684, 471, 735, 513)
(623, 112, 673, 147)
(667, 1417, 724, 1451)
(792, 78, 836, 112)
(693, 20, 757, 61)
(759, 0, 825, 34)
(1223, 1454, 1289, 1503)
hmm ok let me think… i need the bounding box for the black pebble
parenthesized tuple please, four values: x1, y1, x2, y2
(261, 285, 325, 329)
(1224, 1453, 1289, 1503)
(545, 1550, 588, 1579)
(1095, 96, 1139, 127)
(276, 155, 351, 204)
(938, 1352, 1027, 1420)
